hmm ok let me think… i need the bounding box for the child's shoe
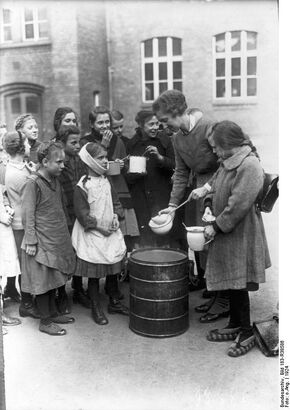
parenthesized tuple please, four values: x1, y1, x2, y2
(39, 319, 66, 336)
(3, 286, 21, 303)
(108, 298, 129, 316)
(207, 326, 241, 342)
(2, 313, 21, 326)
(51, 314, 75, 324)
(92, 301, 108, 325)
(19, 302, 40, 319)
(227, 330, 256, 357)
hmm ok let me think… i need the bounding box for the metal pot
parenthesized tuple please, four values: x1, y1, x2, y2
(107, 161, 121, 176)
(129, 156, 146, 173)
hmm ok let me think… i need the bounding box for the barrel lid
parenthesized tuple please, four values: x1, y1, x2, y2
(129, 248, 188, 264)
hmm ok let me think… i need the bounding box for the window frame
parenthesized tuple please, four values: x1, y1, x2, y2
(212, 30, 258, 104)
(22, 7, 48, 41)
(141, 36, 183, 103)
(0, 8, 13, 43)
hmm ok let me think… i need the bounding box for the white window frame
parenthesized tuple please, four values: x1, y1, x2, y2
(212, 30, 258, 103)
(0, 8, 13, 43)
(141, 37, 182, 103)
(22, 7, 48, 41)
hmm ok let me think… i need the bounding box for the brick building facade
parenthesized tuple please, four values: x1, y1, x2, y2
(0, 0, 278, 171)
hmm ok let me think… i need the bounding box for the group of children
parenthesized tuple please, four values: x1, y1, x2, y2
(0, 107, 133, 336)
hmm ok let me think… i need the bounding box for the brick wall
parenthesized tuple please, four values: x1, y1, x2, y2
(107, 0, 278, 171)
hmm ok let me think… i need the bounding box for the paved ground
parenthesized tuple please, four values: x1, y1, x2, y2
(2, 207, 279, 410)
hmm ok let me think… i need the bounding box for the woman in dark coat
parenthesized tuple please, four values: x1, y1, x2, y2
(126, 110, 183, 248)
(203, 121, 271, 357)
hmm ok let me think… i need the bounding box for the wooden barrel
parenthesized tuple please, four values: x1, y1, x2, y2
(129, 248, 189, 338)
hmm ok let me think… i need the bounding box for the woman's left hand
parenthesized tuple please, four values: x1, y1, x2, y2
(145, 145, 163, 161)
(204, 225, 217, 241)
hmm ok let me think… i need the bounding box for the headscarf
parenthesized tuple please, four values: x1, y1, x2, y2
(79, 143, 107, 176)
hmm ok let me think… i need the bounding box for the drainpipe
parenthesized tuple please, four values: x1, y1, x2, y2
(105, 3, 113, 109)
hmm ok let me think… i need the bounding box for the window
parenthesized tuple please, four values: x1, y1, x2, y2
(23, 7, 48, 41)
(141, 37, 182, 103)
(2, 90, 43, 135)
(213, 31, 257, 101)
(1, 8, 12, 42)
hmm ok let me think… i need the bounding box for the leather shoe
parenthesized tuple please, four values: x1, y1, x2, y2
(92, 301, 108, 325)
(108, 298, 129, 316)
(19, 303, 40, 319)
(51, 314, 75, 324)
(3, 287, 21, 303)
(39, 321, 66, 336)
(73, 291, 91, 309)
(2, 313, 21, 326)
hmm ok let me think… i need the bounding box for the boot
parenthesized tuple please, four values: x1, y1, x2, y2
(92, 300, 108, 325)
(19, 302, 40, 319)
(108, 298, 129, 316)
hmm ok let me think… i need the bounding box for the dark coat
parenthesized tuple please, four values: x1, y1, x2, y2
(126, 129, 176, 246)
(205, 146, 271, 291)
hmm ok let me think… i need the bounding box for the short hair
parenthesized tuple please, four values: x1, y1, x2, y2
(89, 106, 112, 126)
(53, 107, 79, 132)
(135, 110, 155, 127)
(15, 114, 36, 131)
(111, 110, 124, 121)
(55, 125, 80, 145)
(37, 141, 64, 163)
(3, 131, 26, 156)
(152, 89, 187, 117)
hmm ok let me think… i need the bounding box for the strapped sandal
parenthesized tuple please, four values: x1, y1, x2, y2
(207, 327, 241, 342)
(195, 295, 216, 313)
(227, 332, 256, 357)
(199, 296, 230, 323)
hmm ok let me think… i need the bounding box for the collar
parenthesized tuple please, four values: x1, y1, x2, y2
(180, 111, 202, 136)
(222, 146, 252, 170)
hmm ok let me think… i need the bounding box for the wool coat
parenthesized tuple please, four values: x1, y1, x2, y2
(205, 146, 271, 291)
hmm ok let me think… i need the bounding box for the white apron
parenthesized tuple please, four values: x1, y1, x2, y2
(72, 176, 126, 264)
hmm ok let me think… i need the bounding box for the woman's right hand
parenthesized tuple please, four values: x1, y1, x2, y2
(158, 206, 176, 217)
(188, 186, 209, 201)
(101, 130, 113, 148)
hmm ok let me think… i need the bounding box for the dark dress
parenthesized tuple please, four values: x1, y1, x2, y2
(126, 128, 183, 248)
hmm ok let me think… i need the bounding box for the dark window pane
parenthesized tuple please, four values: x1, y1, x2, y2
(159, 83, 168, 94)
(4, 27, 12, 41)
(231, 58, 241, 76)
(145, 83, 154, 101)
(3, 9, 11, 24)
(231, 31, 241, 51)
(216, 59, 225, 77)
(216, 80, 225, 98)
(172, 38, 182, 56)
(11, 97, 21, 114)
(25, 24, 34, 39)
(26, 96, 39, 113)
(145, 63, 153, 81)
(144, 39, 153, 58)
(38, 8, 47, 20)
(158, 37, 167, 56)
(39, 22, 48, 38)
(247, 78, 257, 96)
(173, 61, 182, 79)
(247, 57, 257, 76)
(247, 31, 257, 50)
(25, 8, 33, 21)
(231, 79, 241, 97)
(215, 33, 225, 53)
(159, 63, 167, 80)
(173, 82, 182, 92)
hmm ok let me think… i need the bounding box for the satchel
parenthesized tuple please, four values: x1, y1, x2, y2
(253, 315, 279, 357)
(256, 173, 279, 213)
